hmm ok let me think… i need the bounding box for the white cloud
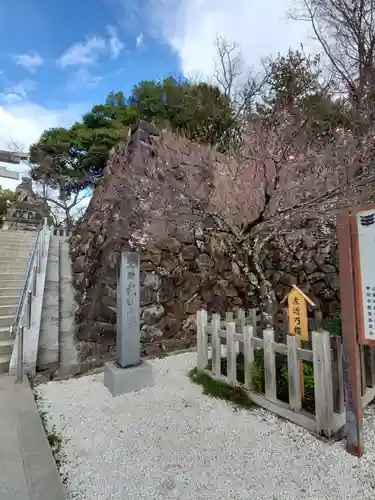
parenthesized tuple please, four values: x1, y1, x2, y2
(13, 52, 43, 73)
(1, 93, 23, 104)
(2, 79, 36, 102)
(148, 0, 319, 79)
(68, 68, 103, 89)
(58, 36, 106, 67)
(107, 26, 124, 58)
(136, 32, 144, 47)
(0, 102, 82, 190)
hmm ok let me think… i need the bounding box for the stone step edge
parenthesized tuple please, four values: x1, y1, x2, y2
(0, 354, 10, 364)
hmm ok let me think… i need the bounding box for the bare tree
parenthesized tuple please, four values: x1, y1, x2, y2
(125, 119, 375, 326)
(291, 0, 375, 120)
(213, 35, 270, 127)
(34, 182, 91, 228)
(214, 36, 244, 100)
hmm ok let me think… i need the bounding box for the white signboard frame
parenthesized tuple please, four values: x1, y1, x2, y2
(352, 206, 375, 345)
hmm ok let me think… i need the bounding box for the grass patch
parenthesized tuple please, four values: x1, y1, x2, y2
(188, 367, 254, 410)
(206, 350, 316, 414)
(33, 391, 68, 485)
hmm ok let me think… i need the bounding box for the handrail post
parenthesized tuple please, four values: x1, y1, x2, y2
(32, 265, 37, 296)
(27, 290, 32, 330)
(16, 325, 24, 384)
(39, 232, 43, 259)
(36, 246, 39, 274)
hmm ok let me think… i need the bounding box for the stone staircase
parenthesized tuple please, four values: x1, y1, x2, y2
(0, 230, 37, 373)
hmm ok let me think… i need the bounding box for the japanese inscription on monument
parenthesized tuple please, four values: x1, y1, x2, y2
(116, 252, 141, 368)
(355, 209, 375, 341)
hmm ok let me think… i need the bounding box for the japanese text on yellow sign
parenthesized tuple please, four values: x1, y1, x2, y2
(287, 289, 309, 341)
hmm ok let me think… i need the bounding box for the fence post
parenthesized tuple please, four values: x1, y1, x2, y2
(244, 325, 254, 390)
(287, 334, 302, 412)
(360, 345, 367, 396)
(226, 321, 237, 385)
(263, 328, 277, 402)
(237, 309, 245, 354)
(197, 310, 208, 372)
(211, 313, 221, 377)
(365, 347, 375, 388)
(312, 330, 334, 437)
(226, 311, 234, 322)
(249, 309, 257, 337)
(331, 336, 345, 415)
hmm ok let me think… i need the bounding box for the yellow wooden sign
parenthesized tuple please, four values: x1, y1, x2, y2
(282, 285, 315, 341)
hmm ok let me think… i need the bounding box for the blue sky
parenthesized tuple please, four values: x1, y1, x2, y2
(0, 0, 181, 113)
(0, 0, 316, 190)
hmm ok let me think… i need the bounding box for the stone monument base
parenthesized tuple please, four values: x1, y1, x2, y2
(104, 360, 153, 397)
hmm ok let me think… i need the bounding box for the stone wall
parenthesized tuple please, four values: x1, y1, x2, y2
(70, 121, 341, 365)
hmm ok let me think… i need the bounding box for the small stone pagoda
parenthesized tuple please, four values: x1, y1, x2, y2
(2, 176, 47, 231)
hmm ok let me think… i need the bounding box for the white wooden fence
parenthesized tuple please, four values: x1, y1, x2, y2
(196, 309, 375, 438)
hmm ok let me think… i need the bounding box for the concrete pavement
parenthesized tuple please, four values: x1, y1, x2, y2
(0, 375, 66, 500)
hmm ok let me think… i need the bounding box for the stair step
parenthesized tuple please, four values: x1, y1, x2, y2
(0, 260, 29, 267)
(0, 280, 24, 288)
(0, 354, 10, 373)
(0, 253, 32, 260)
(0, 232, 35, 238)
(0, 268, 28, 274)
(0, 235, 36, 240)
(0, 248, 34, 252)
(0, 249, 32, 254)
(0, 296, 20, 305)
(0, 273, 25, 280)
(0, 326, 11, 341)
(0, 241, 33, 246)
(0, 339, 13, 356)
(0, 315, 14, 328)
(0, 234, 35, 240)
(0, 304, 17, 316)
(0, 261, 29, 266)
(0, 273, 26, 288)
(0, 288, 22, 298)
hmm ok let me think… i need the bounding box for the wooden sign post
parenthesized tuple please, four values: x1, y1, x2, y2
(282, 285, 315, 400)
(337, 205, 375, 457)
(337, 209, 369, 457)
(282, 285, 315, 341)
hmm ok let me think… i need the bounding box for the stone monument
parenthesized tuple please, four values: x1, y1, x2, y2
(104, 251, 153, 396)
(2, 176, 47, 230)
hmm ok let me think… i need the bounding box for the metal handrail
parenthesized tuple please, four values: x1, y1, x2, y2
(10, 224, 43, 337)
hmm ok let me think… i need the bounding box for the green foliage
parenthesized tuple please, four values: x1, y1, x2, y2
(255, 48, 355, 142)
(213, 348, 316, 414)
(34, 392, 67, 480)
(189, 367, 254, 410)
(250, 349, 265, 393)
(258, 48, 323, 116)
(279, 360, 314, 389)
(323, 313, 342, 336)
(29, 79, 234, 193)
(0, 185, 15, 226)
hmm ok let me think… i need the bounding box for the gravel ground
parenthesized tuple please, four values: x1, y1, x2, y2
(37, 352, 375, 500)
